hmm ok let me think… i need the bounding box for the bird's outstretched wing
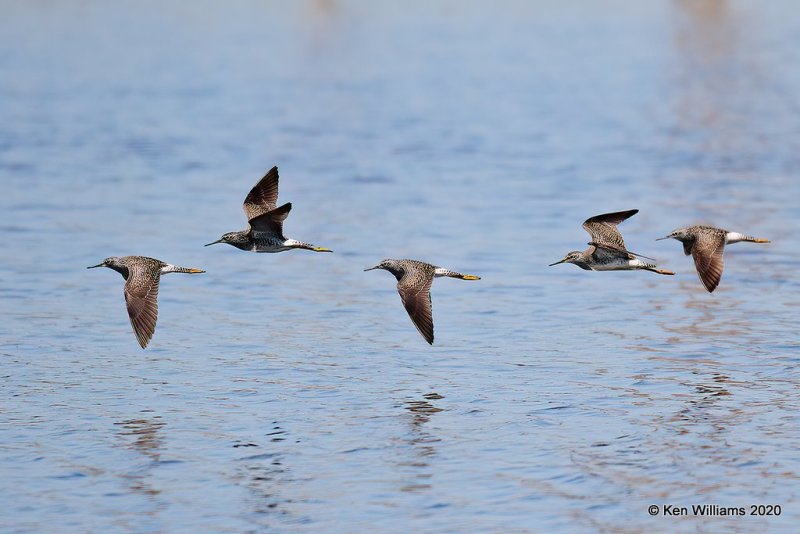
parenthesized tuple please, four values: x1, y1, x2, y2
(691, 232, 726, 292)
(243, 166, 280, 221)
(123, 264, 161, 349)
(583, 209, 655, 261)
(248, 202, 291, 236)
(582, 209, 638, 250)
(397, 271, 435, 345)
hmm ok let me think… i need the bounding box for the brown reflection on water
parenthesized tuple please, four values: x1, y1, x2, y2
(114, 416, 165, 498)
(669, 0, 748, 155)
(302, 0, 342, 57)
(662, 0, 780, 222)
(672, 0, 740, 119)
(397, 393, 444, 493)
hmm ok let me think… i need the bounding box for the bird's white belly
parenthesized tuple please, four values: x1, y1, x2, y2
(253, 244, 290, 253)
(591, 259, 640, 271)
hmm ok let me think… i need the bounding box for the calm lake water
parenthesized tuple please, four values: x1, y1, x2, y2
(2, 1, 800, 532)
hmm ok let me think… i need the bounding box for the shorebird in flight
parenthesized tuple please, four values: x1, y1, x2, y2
(88, 256, 205, 348)
(205, 166, 332, 253)
(550, 209, 674, 276)
(657, 225, 770, 292)
(365, 259, 480, 345)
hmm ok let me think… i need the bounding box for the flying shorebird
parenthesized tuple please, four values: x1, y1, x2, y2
(657, 225, 770, 292)
(205, 166, 332, 253)
(87, 256, 205, 348)
(364, 259, 480, 345)
(549, 209, 674, 275)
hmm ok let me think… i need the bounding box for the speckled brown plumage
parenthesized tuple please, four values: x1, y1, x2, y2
(365, 259, 480, 345)
(88, 256, 204, 348)
(242, 166, 280, 220)
(658, 225, 770, 292)
(582, 209, 638, 252)
(550, 210, 673, 275)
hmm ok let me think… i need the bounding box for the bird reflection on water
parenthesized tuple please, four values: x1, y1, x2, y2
(233, 421, 293, 520)
(397, 393, 444, 493)
(115, 416, 166, 499)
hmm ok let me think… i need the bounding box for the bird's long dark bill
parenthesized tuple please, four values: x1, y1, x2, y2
(204, 239, 223, 247)
(363, 266, 379, 271)
(86, 263, 104, 269)
(548, 259, 566, 266)
(655, 236, 670, 241)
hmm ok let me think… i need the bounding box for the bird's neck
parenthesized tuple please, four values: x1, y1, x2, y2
(107, 264, 130, 279)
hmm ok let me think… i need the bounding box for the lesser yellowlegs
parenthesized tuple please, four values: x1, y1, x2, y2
(550, 209, 674, 275)
(205, 166, 332, 253)
(657, 225, 770, 292)
(87, 256, 205, 348)
(365, 259, 480, 345)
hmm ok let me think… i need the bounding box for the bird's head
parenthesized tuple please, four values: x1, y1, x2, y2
(87, 256, 122, 269)
(364, 259, 402, 275)
(87, 256, 130, 277)
(656, 228, 689, 242)
(205, 231, 249, 248)
(548, 251, 583, 267)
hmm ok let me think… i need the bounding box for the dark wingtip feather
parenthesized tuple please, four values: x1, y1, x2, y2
(584, 209, 639, 225)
